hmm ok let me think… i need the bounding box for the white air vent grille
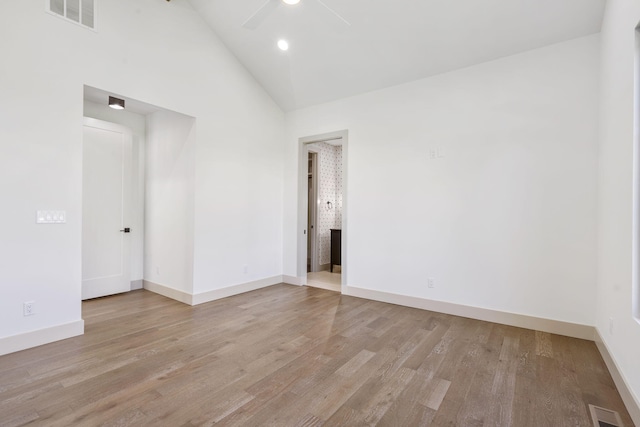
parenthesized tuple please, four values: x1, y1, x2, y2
(48, 0, 96, 30)
(589, 404, 624, 427)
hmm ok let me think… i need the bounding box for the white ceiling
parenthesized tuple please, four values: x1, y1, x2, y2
(188, 0, 605, 112)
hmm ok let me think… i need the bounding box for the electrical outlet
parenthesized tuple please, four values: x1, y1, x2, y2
(243, 265, 249, 274)
(428, 278, 435, 288)
(23, 301, 35, 316)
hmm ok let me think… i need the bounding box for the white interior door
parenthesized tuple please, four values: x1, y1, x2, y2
(82, 118, 132, 300)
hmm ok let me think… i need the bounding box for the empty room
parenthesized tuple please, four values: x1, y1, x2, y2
(1, 0, 639, 426)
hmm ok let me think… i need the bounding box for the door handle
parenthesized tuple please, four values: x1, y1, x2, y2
(120, 228, 131, 233)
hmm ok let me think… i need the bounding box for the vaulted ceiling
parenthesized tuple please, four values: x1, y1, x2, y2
(188, 0, 605, 111)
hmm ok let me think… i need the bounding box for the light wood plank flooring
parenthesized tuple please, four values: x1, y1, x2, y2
(0, 285, 633, 426)
(306, 271, 341, 293)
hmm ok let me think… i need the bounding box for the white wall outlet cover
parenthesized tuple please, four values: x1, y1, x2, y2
(23, 301, 35, 316)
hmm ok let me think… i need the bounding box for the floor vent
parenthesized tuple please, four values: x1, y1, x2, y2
(589, 404, 624, 427)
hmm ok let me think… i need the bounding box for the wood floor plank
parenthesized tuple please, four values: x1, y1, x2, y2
(484, 336, 519, 426)
(535, 330, 554, 358)
(424, 378, 451, 411)
(0, 285, 634, 427)
(360, 367, 417, 424)
(456, 371, 494, 426)
(375, 370, 437, 427)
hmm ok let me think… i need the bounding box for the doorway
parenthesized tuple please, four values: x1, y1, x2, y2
(82, 85, 196, 302)
(299, 130, 348, 293)
(82, 86, 152, 300)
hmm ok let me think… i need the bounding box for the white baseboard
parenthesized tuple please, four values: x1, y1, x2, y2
(191, 275, 284, 305)
(0, 320, 84, 356)
(130, 279, 143, 290)
(594, 328, 640, 425)
(143, 280, 192, 305)
(283, 275, 305, 286)
(343, 286, 595, 340)
(144, 276, 285, 306)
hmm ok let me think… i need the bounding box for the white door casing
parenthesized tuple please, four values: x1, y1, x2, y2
(308, 149, 319, 273)
(82, 118, 133, 300)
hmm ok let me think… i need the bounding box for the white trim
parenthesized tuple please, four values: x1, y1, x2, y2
(308, 148, 319, 273)
(0, 320, 84, 356)
(283, 275, 305, 286)
(594, 328, 640, 426)
(130, 279, 143, 290)
(343, 285, 595, 340)
(143, 280, 192, 305)
(191, 276, 284, 305)
(633, 28, 640, 323)
(340, 133, 348, 295)
(144, 276, 285, 306)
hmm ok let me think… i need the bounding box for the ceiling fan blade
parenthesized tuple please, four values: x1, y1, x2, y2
(242, 0, 281, 30)
(314, 0, 351, 26)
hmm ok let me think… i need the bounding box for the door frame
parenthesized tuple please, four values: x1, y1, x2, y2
(297, 130, 348, 292)
(307, 148, 319, 273)
(633, 27, 640, 321)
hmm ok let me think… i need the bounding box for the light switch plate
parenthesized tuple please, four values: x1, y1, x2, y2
(37, 210, 66, 224)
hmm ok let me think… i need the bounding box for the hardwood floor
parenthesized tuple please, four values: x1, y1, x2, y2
(0, 285, 633, 426)
(306, 271, 341, 293)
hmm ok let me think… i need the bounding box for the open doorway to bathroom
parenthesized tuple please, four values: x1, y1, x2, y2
(300, 131, 347, 293)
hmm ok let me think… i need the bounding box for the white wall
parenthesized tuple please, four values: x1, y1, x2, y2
(284, 35, 600, 326)
(145, 110, 195, 294)
(0, 0, 283, 349)
(83, 100, 146, 285)
(597, 0, 640, 414)
(191, 88, 285, 295)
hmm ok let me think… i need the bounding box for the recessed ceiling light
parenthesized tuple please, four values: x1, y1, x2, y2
(282, 0, 300, 5)
(277, 39, 289, 51)
(108, 96, 125, 110)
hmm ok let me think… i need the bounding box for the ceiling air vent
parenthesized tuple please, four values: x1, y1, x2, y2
(48, 0, 96, 30)
(589, 404, 624, 427)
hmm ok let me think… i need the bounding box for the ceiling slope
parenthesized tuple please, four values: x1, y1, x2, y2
(188, 0, 605, 111)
